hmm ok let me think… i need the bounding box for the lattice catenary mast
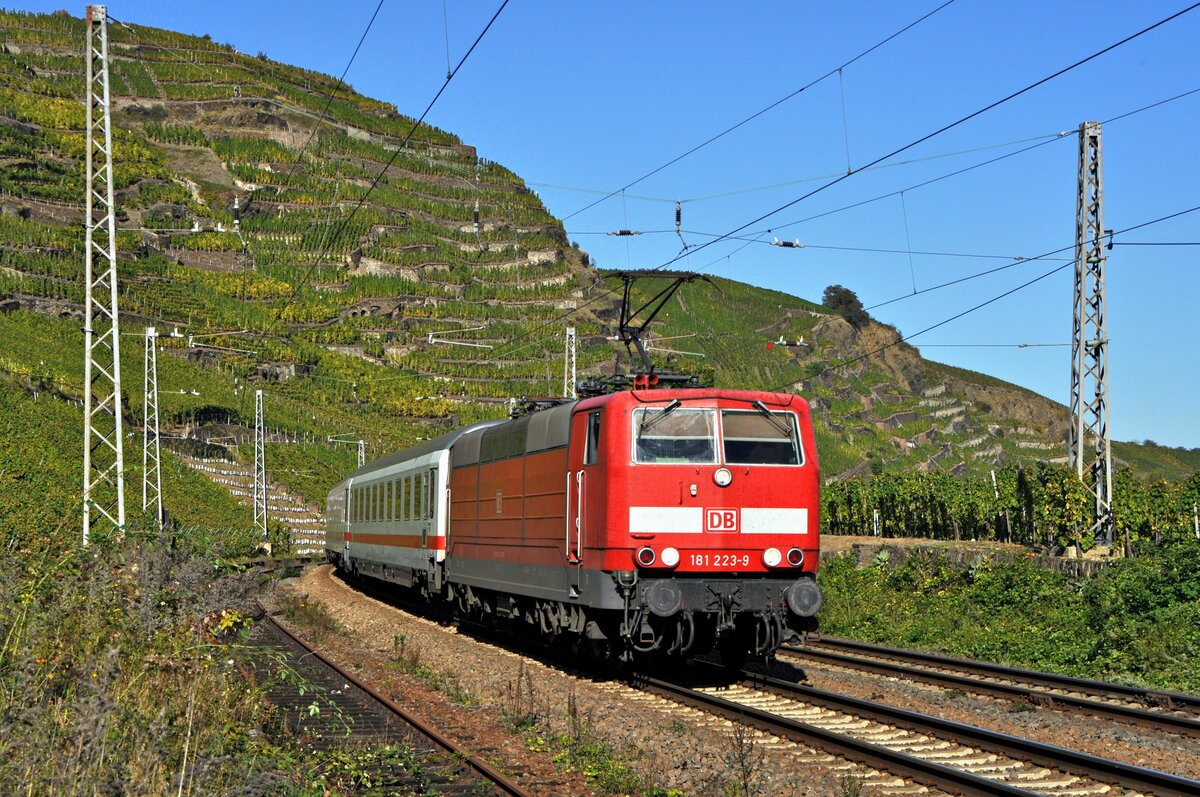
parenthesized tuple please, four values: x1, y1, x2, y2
(563, 326, 577, 399)
(1067, 121, 1113, 545)
(252, 389, 268, 543)
(142, 327, 163, 529)
(82, 4, 125, 544)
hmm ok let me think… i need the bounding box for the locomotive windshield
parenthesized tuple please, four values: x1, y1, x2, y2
(721, 409, 802, 465)
(633, 408, 717, 463)
(633, 406, 803, 465)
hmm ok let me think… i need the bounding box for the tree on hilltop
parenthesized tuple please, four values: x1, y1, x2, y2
(822, 284, 870, 329)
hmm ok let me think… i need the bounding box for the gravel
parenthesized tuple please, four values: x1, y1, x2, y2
(271, 565, 937, 797)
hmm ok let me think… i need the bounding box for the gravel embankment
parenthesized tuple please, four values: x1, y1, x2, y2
(272, 565, 938, 797)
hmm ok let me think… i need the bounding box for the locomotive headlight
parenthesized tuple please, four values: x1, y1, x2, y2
(636, 546, 657, 567)
(660, 546, 680, 568)
(762, 547, 782, 567)
(786, 547, 805, 567)
(713, 467, 733, 487)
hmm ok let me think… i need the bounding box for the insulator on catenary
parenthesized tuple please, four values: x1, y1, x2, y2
(608, 229, 641, 236)
(675, 200, 682, 232)
(772, 237, 804, 249)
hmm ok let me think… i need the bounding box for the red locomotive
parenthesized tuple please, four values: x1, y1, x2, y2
(325, 273, 824, 663)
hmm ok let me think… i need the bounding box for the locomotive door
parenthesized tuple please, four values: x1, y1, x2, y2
(566, 409, 604, 594)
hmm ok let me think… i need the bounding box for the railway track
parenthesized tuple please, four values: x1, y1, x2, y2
(781, 637, 1200, 737)
(636, 665, 1200, 797)
(306, 565, 1200, 795)
(249, 609, 536, 797)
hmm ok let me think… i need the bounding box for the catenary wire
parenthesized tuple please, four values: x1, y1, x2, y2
(762, 204, 1200, 391)
(558, 0, 957, 222)
(745, 83, 1200, 243)
(485, 80, 1200, 365)
(260, 0, 511, 342)
(649, 2, 1200, 274)
(531, 133, 1064, 205)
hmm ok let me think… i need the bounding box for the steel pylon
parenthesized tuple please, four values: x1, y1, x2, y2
(1067, 121, 1113, 545)
(253, 389, 268, 543)
(563, 326, 577, 399)
(82, 4, 125, 544)
(142, 327, 163, 528)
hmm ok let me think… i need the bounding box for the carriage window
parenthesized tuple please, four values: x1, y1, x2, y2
(386, 480, 393, 522)
(415, 473, 425, 520)
(402, 477, 411, 521)
(722, 410, 802, 465)
(633, 407, 717, 464)
(584, 411, 601, 465)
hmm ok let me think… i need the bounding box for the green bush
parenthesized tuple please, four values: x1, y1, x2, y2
(818, 542, 1200, 691)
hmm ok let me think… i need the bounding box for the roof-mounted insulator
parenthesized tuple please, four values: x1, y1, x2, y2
(772, 237, 804, 249)
(608, 229, 642, 237)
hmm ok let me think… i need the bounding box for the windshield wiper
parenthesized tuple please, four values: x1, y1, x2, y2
(640, 399, 681, 433)
(752, 400, 792, 437)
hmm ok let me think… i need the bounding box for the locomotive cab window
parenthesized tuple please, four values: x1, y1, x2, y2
(633, 407, 717, 464)
(584, 411, 601, 466)
(721, 410, 803, 465)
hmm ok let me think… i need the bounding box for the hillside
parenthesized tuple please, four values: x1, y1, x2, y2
(0, 8, 1193, 549)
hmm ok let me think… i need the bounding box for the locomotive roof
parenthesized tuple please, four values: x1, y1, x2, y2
(338, 387, 805, 486)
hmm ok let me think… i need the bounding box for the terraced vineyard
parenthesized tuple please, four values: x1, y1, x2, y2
(1, 8, 1195, 554)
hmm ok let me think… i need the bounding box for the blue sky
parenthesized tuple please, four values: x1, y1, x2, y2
(15, 1, 1200, 448)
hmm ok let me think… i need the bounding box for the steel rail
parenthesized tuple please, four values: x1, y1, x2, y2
(633, 671, 1037, 797)
(781, 642, 1200, 737)
(735, 666, 1200, 797)
(796, 637, 1200, 708)
(262, 611, 534, 797)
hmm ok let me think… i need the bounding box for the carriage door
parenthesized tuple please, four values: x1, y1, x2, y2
(343, 481, 353, 567)
(566, 410, 603, 594)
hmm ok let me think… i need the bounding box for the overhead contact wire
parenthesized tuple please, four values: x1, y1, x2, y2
(651, 1, 1200, 273)
(767, 204, 1200, 389)
(558, 0, 958, 222)
(262, 0, 512, 341)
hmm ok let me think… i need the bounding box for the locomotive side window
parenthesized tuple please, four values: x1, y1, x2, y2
(721, 410, 803, 465)
(584, 411, 601, 465)
(632, 408, 717, 464)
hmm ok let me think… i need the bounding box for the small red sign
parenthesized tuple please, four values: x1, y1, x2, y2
(705, 508, 739, 533)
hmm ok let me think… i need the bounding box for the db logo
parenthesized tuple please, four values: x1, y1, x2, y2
(705, 508, 739, 533)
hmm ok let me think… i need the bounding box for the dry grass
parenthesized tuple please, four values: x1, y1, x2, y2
(0, 538, 295, 795)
